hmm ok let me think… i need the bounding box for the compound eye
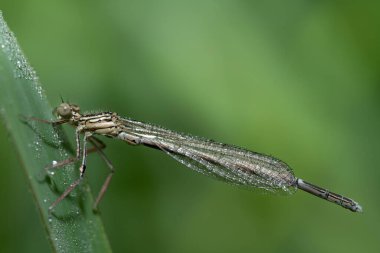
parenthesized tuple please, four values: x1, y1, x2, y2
(56, 103, 72, 118)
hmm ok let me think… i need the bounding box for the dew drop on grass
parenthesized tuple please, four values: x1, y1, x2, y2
(0, 11, 45, 99)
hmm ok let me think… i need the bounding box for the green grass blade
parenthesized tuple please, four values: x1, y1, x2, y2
(0, 11, 112, 253)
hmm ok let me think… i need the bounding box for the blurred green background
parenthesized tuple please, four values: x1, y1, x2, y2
(0, 1, 379, 252)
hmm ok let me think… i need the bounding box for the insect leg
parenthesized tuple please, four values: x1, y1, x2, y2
(48, 131, 92, 212)
(89, 136, 115, 211)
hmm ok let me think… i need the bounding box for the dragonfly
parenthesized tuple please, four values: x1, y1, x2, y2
(31, 102, 362, 213)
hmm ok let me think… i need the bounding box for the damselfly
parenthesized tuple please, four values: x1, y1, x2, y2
(32, 103, 362, 213)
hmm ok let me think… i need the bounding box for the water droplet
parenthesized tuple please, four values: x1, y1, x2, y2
(52, 160, 58, 166)
(43, 199, 47, 203)
(48, 217, 53, 223)
(0, 12, 42, 91)
(49, 171, 55, 176)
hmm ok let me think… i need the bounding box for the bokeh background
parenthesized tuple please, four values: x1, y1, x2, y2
(0, 1, 379, 252)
